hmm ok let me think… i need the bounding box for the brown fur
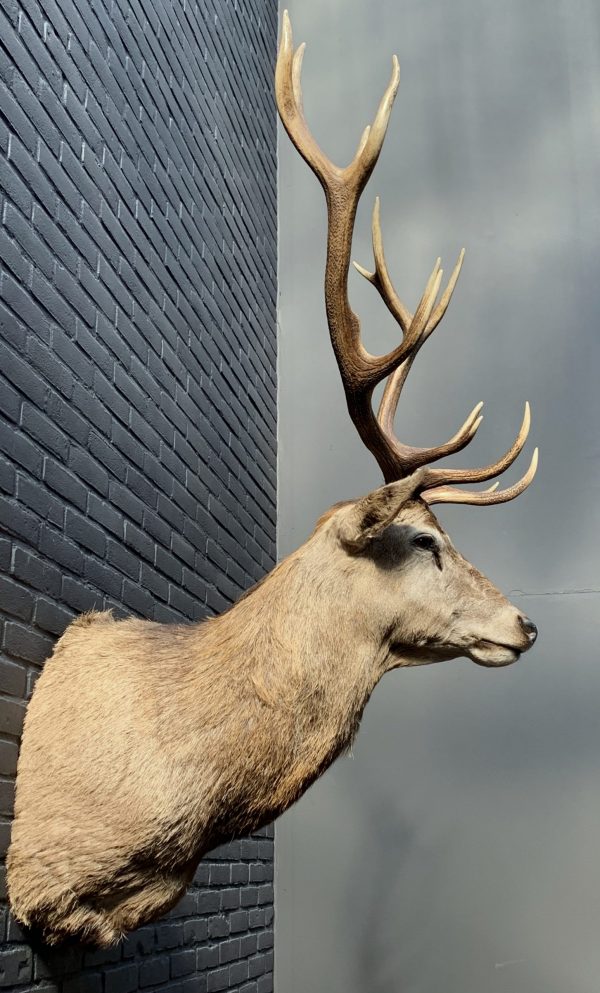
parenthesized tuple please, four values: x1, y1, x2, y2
(7, 490, 535, 947)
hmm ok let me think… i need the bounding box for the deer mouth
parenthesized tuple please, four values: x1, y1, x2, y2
(468, 640, 522, 667)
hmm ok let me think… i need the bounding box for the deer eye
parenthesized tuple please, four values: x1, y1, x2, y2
(412, 533, 438, 553)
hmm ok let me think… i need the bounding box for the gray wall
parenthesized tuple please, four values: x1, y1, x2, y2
(0, 0, 276, 989)
(277, 1, 600, 991)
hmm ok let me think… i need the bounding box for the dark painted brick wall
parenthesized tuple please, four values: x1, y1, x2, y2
(0, 0, 277, 989)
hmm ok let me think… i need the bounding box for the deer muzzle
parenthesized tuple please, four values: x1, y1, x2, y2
(468, 611, 537, 668)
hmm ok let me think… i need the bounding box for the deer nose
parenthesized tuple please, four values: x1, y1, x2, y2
(518, 614, 538, 644)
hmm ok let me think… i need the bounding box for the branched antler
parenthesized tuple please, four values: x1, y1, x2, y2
(276, 11, 538, 505)
(355, 199, 481, 474)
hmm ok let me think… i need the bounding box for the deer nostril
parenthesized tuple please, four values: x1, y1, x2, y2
(518, 614, 538, 644)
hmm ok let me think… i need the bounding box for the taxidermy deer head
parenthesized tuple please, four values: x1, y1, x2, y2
(7, 11, 538, 948)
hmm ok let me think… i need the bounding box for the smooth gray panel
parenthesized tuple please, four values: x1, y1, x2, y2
(277, 0, 600, 990)
(277, 597, 600, 993)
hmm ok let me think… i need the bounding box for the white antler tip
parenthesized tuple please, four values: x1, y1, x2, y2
(354, 125, 371, 160)
(382, 55, 399, 98)
(294, 41, 306, 72)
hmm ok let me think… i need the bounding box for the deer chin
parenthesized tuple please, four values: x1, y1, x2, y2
(467, 640, 521, 667)
(389, 643, 462, 667)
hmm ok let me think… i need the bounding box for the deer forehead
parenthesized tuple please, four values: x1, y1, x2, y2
(391, 500, 445, 532)
(316, 498, 443, 534)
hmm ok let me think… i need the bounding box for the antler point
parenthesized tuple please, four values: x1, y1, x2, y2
(353, 261, 376, 282)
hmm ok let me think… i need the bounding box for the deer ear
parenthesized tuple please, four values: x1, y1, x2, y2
(337, 469, 426, 552)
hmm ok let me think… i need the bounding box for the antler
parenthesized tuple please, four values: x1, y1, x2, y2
(276, 11, 538, 506)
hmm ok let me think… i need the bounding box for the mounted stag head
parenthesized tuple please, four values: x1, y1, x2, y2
(7, 11, 538, 948)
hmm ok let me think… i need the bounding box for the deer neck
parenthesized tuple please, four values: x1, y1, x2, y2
(203, 542, 385, 801)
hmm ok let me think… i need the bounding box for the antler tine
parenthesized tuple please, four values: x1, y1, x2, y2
(353, 125, 372, 163)
(354, 200, 465, 339)
(277, 12, 401, 197)
(423, 448, 538, 506)
(276, 11, 337, 186)
(348, 57, 400, 186)
(375, 379, 485, 474)
(426, 248, 465, 336)
(421, 401, 531, 489)
(276, 12, 434, 483)
(353, 200, 481, 473)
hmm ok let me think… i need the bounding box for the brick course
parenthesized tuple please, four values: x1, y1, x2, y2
(0, 0, 277, 989)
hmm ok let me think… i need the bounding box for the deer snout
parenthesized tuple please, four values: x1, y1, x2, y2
(466, 603, 538, 667)
(518, 614, 538, 646)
